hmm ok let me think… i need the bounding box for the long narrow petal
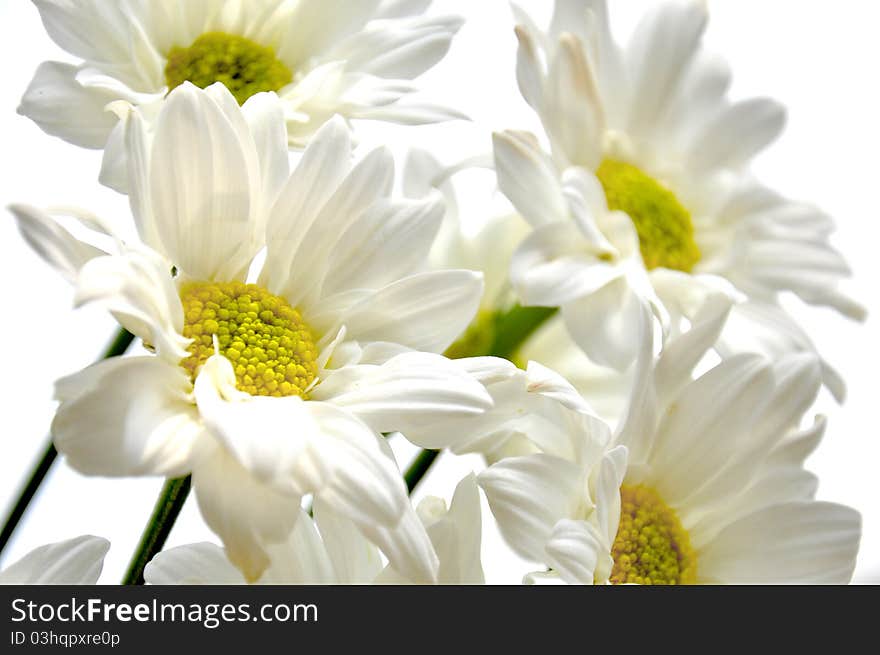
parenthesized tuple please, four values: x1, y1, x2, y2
(338, 270, 484, 353)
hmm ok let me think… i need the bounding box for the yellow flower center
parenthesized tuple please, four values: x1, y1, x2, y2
(165, 32, 293, 105)
(596, 159, 701, 272)
(179, 281, 318, 397)
(609, 484, 697, 585)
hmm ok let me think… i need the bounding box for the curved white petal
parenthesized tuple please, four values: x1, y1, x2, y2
(313, 352, 492, 438)
(493, 130, 569, 227)
(312, 500, 383, 584)
(53, 357, 203, 478)
(478, 454, 586, 563)
(144, 543, 246, 585)
(560, 276, 648, 370)
(699, 501, 861, 584)
(149, 83, 258, 280)
(686, 98, 786, 171)
(191, 445, 301, 582)
(18, 61, 119, 149)
(74, 249, 190, 361)
(418, 474, 485, 584)
(8, 204, 107, 284)
(338, 270, 484, 353)
(625, 0, 708, 142)
(511, 221, 624, 307)
(322, 196, 445, 296)
(544, 519, 608, 585)
(0, 536, 109, 585)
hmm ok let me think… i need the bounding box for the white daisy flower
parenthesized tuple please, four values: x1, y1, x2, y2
(477, 307, 861, 584)
(145, 474, 484, 584)
(9, 83, 492, 582)
(499, 0, 863, 371)
(19, 0, 463, 179)
(0, 536, 109, 585)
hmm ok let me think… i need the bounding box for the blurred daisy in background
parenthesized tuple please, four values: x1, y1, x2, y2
(19, 0, 464, 190)
(499, 0, 862, 385)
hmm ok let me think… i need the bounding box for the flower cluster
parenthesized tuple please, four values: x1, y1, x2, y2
(1, 0, 863, 586)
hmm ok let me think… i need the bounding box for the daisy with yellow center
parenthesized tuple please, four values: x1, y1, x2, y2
(471, 305, 860, 585)
(19, 0, 465, 191)
(496, 0, 863, 379)
(10, 83, 494, 583)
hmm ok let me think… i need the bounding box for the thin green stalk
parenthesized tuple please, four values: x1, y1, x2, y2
(122, 476, 191, 585)
(404, 449, 440, 493)
(403, 304, 558, 493)
(0, 328, 134, 560)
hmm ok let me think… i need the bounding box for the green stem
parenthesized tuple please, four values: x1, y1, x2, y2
(404, 449, 440, 493)
(122, 476, 191, 585)
(0, 328, 134, 561)
(403, 304, 558, 494)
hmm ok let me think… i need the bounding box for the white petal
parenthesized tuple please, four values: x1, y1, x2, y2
(625, 0, 708, 142)
(0, 536, 109, 585)
(511, 221, 624, 307)
(192, 446, 300, 582)
(686, 98, 786, 171)
(329, 15, 463, 80)
(241, 91, 291, 207)
(18, 61, 119, 148)
(262, 116, 353, 291)
(8, 204, 106, 284)
(560, 276, 648, 370)
(648, 355, 776, 506)
(32, 0, 140, 64)
(74, 249, 190, 361)
(544, 519, 609, 585)
(338, 270, 484, 353)
(53, 357, 203, 478)
(590, 445, 628, 547)
(514, 26, 544, 111)
(493, 130, 568, 227)
(321, 196, 444, 296)
(312, 500, 383, 584)
(144, 543, 245, 585)
(699, 501, 861, 584)
(478, 454, 586, 563)
(279, 0, 382, 65)
(149, 83, 257, 280)
(421, 474, 485, 584)
(312, 352, 493, 438)
(543, 34, 605, 168)
(271, 147, 395, 307)
(261, 509, 337, 584)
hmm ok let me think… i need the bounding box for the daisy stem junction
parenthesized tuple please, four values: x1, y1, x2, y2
(0, 327, 135, 561)
(122, 476, 191, 585)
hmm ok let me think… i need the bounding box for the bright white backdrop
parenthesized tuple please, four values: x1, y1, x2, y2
(0, 0, 877, 583)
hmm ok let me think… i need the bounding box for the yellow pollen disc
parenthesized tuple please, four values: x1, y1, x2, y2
(165, 31, 293, 105)
(179, 281, 318, 398)
(596, 159, 701, 272)
(609, 484, 697, 585)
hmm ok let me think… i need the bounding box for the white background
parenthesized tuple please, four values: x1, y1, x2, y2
(0, 0, 877, 583)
